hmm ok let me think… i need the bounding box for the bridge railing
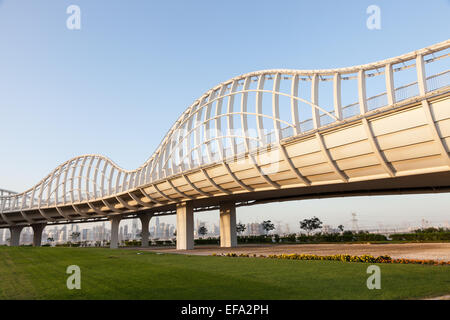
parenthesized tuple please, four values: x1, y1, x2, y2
(427, 70, 450, 92)
(121, 41, 450, 187)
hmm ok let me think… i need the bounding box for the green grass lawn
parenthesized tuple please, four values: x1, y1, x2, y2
(0, 247, 448, 300)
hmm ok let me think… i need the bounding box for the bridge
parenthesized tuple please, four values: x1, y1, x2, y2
(1, 41, 449, 249)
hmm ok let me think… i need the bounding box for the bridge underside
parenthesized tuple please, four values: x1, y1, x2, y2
(2, 170, 450, 229)
(193, 170, 450, 206)
(3, 169, 450, 249)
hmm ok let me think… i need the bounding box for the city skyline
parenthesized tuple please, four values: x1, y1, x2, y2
(1, 208, 447, 246)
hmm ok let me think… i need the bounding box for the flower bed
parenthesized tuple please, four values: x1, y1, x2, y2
(211, 253, 449, 265)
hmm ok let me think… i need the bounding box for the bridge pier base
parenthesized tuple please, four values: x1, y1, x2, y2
(31, 223, 46, 247)
(109, 215, 122, 249)
(139, 213, 153, 247)
(176, 202, 194, 250)
(9, 225, 24, 246)
(219, 202, 237, 248)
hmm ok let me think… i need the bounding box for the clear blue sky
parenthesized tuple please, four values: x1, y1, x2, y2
(0, 0, 449, 231)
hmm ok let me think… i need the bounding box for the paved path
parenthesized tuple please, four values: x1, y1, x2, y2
(135, 242, 450, 261)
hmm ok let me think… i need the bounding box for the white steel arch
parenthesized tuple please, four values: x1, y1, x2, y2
(1, 40, 450, 228)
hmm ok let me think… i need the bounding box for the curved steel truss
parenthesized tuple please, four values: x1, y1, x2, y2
(1, 40, 449, 226)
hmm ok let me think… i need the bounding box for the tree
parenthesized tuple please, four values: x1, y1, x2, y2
(47, 237, 54, 245)
(70, 232, 80, 242)
(262, 220, 275, 235)
(236, 222, 246, 235)
(299, 217, 323, 235)
(337, 225, 344, 232)
(198, 226, 208, 238)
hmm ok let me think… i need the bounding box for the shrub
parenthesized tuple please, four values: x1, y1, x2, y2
(413, 227, 449, 233)
(237, 235, 272, 244)
(123, 240, 141, 247)
(294, 231, 387, 243)
(194, 237, 219, 245)
(212, 252, 449, 266)
(390, 231, 450, 241)
(280, 234, 297, 243)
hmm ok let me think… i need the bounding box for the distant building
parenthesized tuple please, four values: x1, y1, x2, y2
(82, 228, 88, 241)
(246, 222, 264, 236)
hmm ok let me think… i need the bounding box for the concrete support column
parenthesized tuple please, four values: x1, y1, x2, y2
(109, 215, 122, 249)
(219, 202, 237, 248)
(176, 202, 194, 250)
(9, 225, 24, 247)
(31, 223, 46, 247)
(139, 213, 153, 248)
